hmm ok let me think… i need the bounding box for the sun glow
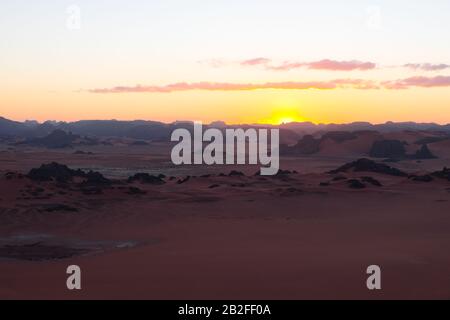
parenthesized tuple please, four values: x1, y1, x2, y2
(263, 114, 304, 125)
(267, 113, 304, 125)
(263, 104, 304, 125)
(278, 117, 295, 124)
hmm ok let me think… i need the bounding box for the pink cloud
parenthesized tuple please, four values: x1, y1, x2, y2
(241, 58, 376, 71)
(200, 58, 377, 71)
(90, 79, 379, 94)
(266, 62, 305, 71)
(404, 63, 450, 71)
(306, 59, 376, 71)
(383, 76, 450, 89)
(90, 76, 450, 94)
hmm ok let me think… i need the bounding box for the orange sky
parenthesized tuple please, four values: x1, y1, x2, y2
(1, 1, 450, 125)
(2, 85, 450, 125)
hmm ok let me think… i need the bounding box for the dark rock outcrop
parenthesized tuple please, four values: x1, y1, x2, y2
(369, 140, 406, 158)
(83, 171, 112, 186)
(126, 187, 147, 195)
(413, 144, 437, 159)
(27, 162, 111, 186)
(228, 170, 245, 177)
(276, 169, 294, 175)
(410, 175, 434, 182)
(27, 162, 85, 182)
(361, 176, 382, 186)
(431, 167, 450, 181)
(281, 135, 321, 155)
(73, 150, 94, 155)
(329, 158, 408, 177)
(128, 173, 166, 185)
(4, 172, 24, 180)
(177, 176, 191, 184)
(23, 130, 79, 149)
(281, 131, 359, 156)
(347, 179, 366, 189)
(255, 169, 293, 176)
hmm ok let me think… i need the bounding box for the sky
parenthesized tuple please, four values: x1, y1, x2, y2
(1, 0, 450, 124)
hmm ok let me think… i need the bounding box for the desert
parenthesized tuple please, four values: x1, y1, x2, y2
(2, 1, 450, 305)
(0, 119, 449, 299)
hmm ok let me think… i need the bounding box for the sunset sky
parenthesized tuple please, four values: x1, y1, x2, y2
(1, 0, 450, 124)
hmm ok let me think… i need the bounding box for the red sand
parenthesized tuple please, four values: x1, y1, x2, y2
(0, 142, 450, 299)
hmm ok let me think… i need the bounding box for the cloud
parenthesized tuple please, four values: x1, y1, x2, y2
(90, 79, 379, 94)
(266, 62, 304, 71)
(305, 59, 376, 71)
(383, 76, 450, 89)
(202, 58, 450, 73)
(404, 63, 450, 71)
(240, 58, 376, 71)
(332, 79, 379, 89)
(240, 57, 271, 66)
(90, 76, 450, 93)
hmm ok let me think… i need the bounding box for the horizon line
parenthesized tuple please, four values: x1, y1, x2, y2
(2, 116, 449, 127)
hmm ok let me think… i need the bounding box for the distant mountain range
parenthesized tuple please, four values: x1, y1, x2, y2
(1, 116, 450, 141)
(2, 116, 450, 160)
(278, 121, 450, 134)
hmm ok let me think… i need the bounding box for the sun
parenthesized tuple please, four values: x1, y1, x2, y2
(278, 117, 296, 124)
(265, 113, 303, 125)
(263, 98, 305, 125)
(263, 114, 303, 125)
(268, 109, 304, 125)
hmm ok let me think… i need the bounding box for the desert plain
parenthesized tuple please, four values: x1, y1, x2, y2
(0, 130, 450, 300)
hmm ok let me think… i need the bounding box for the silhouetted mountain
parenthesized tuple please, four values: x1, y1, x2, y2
(1, 116, 450, 143)
(126, 123, 172, 141)
(16, 130, 98, 149)
(281, 121, 450, 134)
(209, 121, 227, 128)
(26, 130, 79, 148)
(0, 117, 27, 137)
(23, 120, 39, 128)
(29, 122, 59, 137)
